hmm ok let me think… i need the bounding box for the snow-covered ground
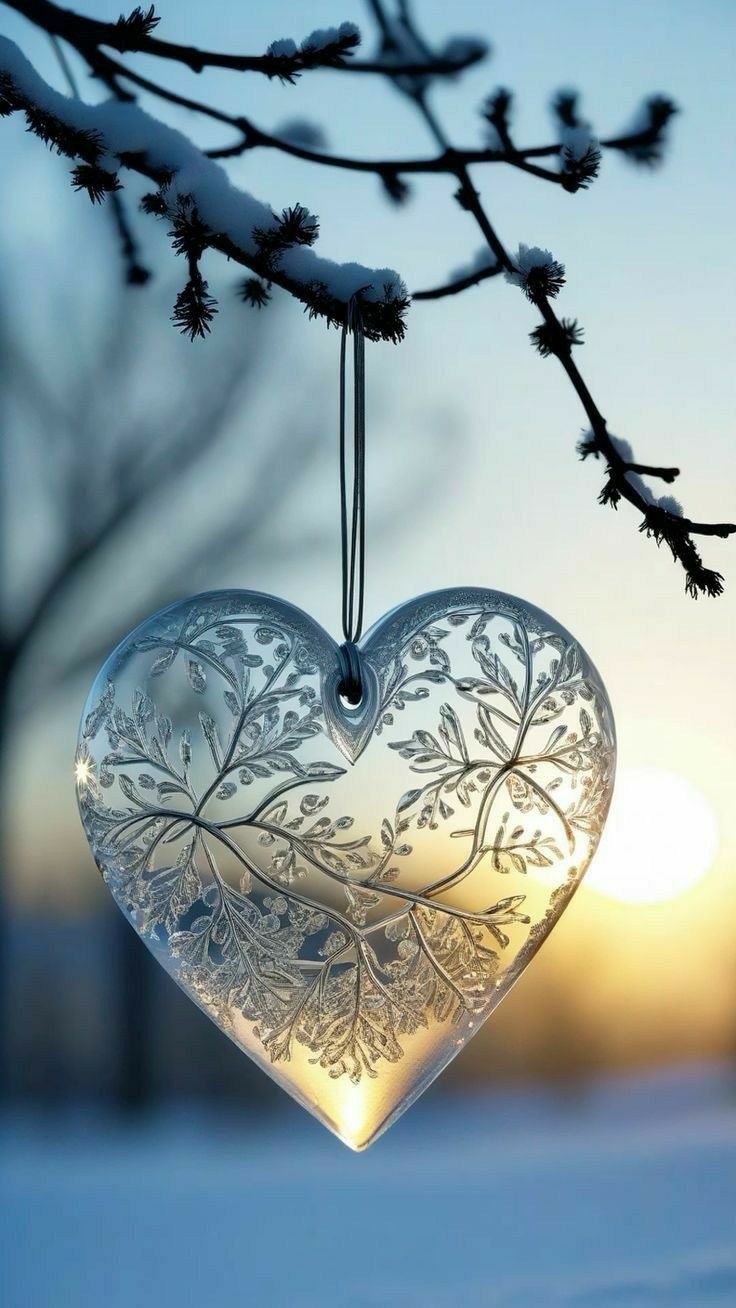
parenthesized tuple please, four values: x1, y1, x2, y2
(3, 1064, 736, 1307)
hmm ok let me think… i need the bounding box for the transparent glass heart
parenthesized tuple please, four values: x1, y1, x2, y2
(75, 587, 615, 1149)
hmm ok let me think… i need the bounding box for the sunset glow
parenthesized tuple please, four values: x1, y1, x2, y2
(584, 767, 719, 905)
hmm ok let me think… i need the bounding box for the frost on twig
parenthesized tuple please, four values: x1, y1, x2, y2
(530, 318, 584, 358)
(559, 127, 601, 192)
(264, 23, 361, 83)
(110, 5, 160, 52)
(577, 431, 730, 598)
(504, 246, 566, 301)
(606, 436, 683, 515)
(0, 37, 407, 342)
(551, 88, 677, 169)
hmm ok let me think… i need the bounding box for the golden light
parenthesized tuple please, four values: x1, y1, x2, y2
(584, 766, 719, 905)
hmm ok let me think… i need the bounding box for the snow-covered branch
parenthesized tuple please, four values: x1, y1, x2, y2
(0, 37, 407, 341)
(0, 0, 731, 595)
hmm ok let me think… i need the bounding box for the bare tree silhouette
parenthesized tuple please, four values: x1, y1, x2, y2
(0, 236, 453, 1104)
(0, 262, 334, 1102)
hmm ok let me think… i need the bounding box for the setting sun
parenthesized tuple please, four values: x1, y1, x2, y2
(584, 767, 719, 905)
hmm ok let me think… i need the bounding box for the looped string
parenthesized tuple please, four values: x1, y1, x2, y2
(338, 296, 366, 702)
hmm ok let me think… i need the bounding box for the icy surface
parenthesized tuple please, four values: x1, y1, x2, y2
(3, 1064, 736, 1307)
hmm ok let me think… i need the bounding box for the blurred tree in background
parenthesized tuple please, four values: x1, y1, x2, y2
(0, 249, 332, 1104)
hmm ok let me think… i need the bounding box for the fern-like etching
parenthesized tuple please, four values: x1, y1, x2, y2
(77, 588, 614, 1085)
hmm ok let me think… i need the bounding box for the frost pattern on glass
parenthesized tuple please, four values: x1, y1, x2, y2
(76, 588, 615, 1136)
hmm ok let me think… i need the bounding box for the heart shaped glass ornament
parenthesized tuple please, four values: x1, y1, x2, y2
(76, 587, 615, 1148)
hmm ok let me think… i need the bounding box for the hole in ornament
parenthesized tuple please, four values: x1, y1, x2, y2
(338, 679, 363, 709)
(337, 641, 363, 708)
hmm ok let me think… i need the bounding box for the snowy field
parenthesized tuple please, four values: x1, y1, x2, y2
(3, 1063, 736, 1307)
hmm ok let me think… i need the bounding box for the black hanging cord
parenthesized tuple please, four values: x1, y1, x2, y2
(338, 298, 366, 704)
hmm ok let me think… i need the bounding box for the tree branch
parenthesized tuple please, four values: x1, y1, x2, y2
(365, 0, 733, 596)
(413, 261, 501, 301)
(0, 38, 408, 342)
(2, 0, 491, 78)
(0, 0, 730, 595)
(3, 1, 363, 78)
(38, 39, 634, 191)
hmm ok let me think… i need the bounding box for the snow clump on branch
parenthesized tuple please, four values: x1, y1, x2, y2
(301, 23, 361, 53)
(505, 245, 566, 300)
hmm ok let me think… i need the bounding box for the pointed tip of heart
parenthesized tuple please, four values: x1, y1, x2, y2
(338, 1131, 372, 1154)
(310, 1063, 438, 1151)
(305, 1078, 407, 1152)
(326, 1112, 392, 1153)
(317, 1098, 388, 1153)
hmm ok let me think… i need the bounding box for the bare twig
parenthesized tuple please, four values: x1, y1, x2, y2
(413, 262, 502, 301)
